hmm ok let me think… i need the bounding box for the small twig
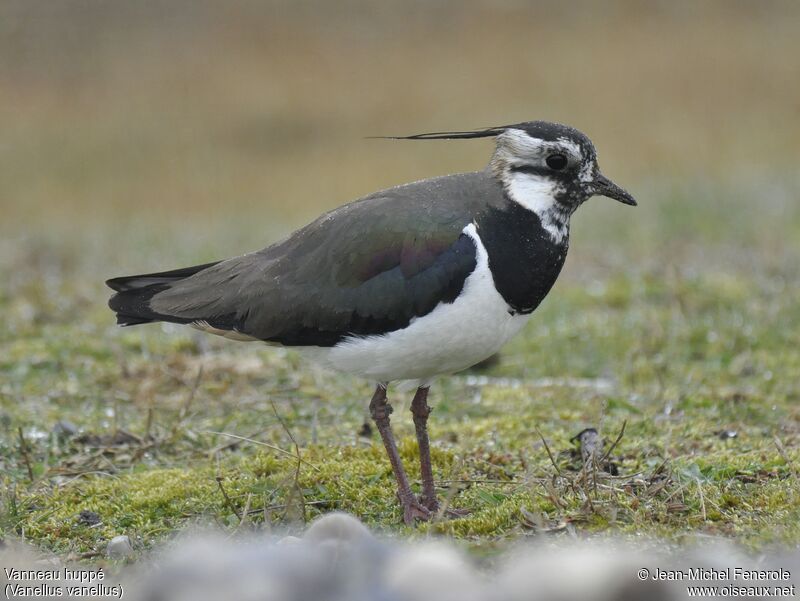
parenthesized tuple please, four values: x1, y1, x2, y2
(600, 420, 627, 464)
(535, 428, 562, 476)
(204, 430, 320, 471)
(660, 479, 687, 503)
(270, 400, 303, 466)
(433, 456, 466, 523)
(571, 428, 602, 494)
(171, 366, 203, 436)
(541, 478, 566, 510)
(17, 427, 34, 482)
(311, 397, 319, 445)
(262, 495, 273, 532)
(66, 550, 103, 562)
(245, 500, 332, 516)
(270, 399, 307, 523)
(774, 436, 796, 476)
(208, 430, 262, 454)
(696, 478, 707, 521)
(232, 493, 253, 535)
(602, 471, 646, 481)
(434, 478, 517, 485)
(518, 449, 530, 474)
(53, 471, 120, 485)
(144, 405, 154, 440)
(215, 474, 242, 521)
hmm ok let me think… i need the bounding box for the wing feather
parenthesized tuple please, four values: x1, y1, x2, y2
(125, 171, 504, 346)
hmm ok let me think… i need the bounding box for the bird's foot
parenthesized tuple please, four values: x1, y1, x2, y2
(399, 494, 432, 525)
(421, 495, 471, 520)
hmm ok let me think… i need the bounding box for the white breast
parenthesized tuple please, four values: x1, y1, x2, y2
(301, 223, 531, 386)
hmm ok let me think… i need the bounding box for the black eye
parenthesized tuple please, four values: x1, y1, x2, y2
(546, 153, 568, 170)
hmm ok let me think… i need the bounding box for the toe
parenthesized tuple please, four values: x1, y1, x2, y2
(402, 500, 432, 525)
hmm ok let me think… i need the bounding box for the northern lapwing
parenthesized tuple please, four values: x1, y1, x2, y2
(107, 121, 636, 524)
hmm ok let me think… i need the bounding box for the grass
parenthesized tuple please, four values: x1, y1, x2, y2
(2, 181, 800, 556)
(1, 0, 800, 562)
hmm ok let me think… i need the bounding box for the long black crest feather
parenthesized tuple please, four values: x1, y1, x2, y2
(368, 125, 507, 140)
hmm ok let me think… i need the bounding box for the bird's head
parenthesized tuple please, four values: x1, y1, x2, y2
(490, 121, 636, 211)
(382, 120, 636, 215)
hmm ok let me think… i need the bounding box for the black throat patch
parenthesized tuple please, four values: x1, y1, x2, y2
(475, 198, 569, 315)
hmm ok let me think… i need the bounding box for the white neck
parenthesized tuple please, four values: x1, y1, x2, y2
(504, 171, 571, 244)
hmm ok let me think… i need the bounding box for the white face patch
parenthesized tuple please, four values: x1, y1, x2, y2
(505, 171, 570, 243)
(506, 171, 559, 213)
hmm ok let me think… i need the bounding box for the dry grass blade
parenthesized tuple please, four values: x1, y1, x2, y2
(170, 366, 204, 438)
(231, 492, 253, 535)
(204, 430, 320, 471)
(696, 479, 707, 521)
(433, 457, 467, 523)
(599, 420, 627, 465)
(17, 427, 35, 482)
(535, 427, 562, 477)
(215, 474, 242, 521)
(270, 399, 307, 523)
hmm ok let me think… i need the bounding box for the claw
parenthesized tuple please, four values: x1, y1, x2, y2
(420, 494, 439, 512)
(401, 496, 432, 525)
(420, 495, 470, 520)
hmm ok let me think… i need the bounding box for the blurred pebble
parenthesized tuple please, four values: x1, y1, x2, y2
(304, 512, 373, 545)
(107, 535, 133, 559)
(2, 513, 798, 601)
(384, 542, 482, 601)
(277, 535, 303, 546)
(52, 420, 78, 439)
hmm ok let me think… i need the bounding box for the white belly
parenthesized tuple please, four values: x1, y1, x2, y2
(300, 223, 531, 385)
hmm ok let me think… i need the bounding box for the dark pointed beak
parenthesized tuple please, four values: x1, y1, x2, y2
(588, 174, 637, 206)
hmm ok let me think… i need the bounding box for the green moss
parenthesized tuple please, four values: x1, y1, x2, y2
(2, 178, 800, 557)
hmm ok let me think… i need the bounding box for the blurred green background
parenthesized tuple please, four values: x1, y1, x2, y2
(2, 1, 799, 257)
(2, 0, 800, 549)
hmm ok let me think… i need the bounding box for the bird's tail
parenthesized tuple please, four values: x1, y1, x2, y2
(106, 261, 220, 326)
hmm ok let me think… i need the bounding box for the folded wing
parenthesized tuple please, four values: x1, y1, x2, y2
(107, 172, 500, 346)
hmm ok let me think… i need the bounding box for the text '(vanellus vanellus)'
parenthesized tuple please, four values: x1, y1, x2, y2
(107, 121, 637, 524)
